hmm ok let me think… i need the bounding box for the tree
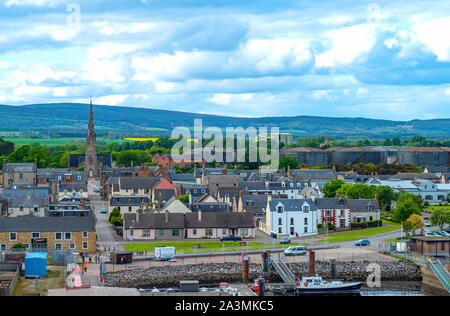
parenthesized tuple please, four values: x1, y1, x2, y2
(392, 198, 421, 223)
(0, 138, 14, 156)
(374, 186, 395, 211)
(178, 193, 190, 204)
(322, 179, 345, 198)
(429, 209, 450, 230)
(279, 155, 299, 170)
(406, 214, 424, 235)
(397, 192, 424, 210)
(337, 183, 374, 199)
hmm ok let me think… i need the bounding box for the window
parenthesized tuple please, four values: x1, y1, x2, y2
(278, 227, 282, 234)
(290, 218, 294, 225)
(69, 243, 76, 250)
(277, 206, 283, 213)
(193, 229, 197, 235)
(290, 227, 295, 235)
(304, 218, 308, 225)
(441, 242, 445, 251)
(10, 232, 17, 241)
(128, 206, 132, 212)
(82, 242, 88, 249)
(32, 232, 40, 239)
(82, 231, 88, 238)
(304, 227, 308, 233)
(340, 210, 345, 216)
(64, 232, 72, 240)
(278, 218, 282, 225)
(55, 232, 62, 240)
(222, 228, 227, 234)
(55, 243, 62, 251)
(0, 244, 5, 251)
(240, 229, 248, 236)
(159, 230, 164, 236)
(172, 230, 180, 237)
(303, 206, 309, 213)
(326, 210, 331, 217)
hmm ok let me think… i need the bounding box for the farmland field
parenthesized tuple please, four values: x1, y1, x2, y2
(6, 137, 127, 146)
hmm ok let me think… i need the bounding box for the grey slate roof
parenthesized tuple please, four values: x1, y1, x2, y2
(7, 196, 49, 208)
(124, 213, 185, 229)
(119, 177, 161, 189)
(0, 216, 95, 232)
(59, 183, 87, 192)
(347, 199, 380, 213)
(291, 169, 337, 180)
(314, 198, 349, 209)
(110, 196, 149, 206)
(124, 212, 254, 229)
(3, 163, 36, 173)
(185, 212, 254, 228)
(269, 198, 317, 212)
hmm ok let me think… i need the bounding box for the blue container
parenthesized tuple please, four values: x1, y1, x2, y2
(25, 252, 47, 278)
(391, 244, 397, 251)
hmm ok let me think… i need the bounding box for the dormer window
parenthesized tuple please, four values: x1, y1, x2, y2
(277, 205, 284, 213)
(289, 183, 293, 188)
(303, 205, 310, 213)
(281, 182, 286, 187)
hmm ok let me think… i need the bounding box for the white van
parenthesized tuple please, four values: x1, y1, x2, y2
(284, 245, 307, 256)
(154, 247, 176, 261)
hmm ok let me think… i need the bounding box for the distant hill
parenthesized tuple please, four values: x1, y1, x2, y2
(0, 103, 449, 138)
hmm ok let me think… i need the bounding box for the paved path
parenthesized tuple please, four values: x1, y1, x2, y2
(89, 192, 124, 252)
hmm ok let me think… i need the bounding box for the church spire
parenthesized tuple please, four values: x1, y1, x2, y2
(88, 97, 94, 130)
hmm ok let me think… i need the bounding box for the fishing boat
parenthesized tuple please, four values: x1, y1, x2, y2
(296, 274, 361, 295)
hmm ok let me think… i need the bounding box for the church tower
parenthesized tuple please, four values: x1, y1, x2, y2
(85, 98, 101, 179)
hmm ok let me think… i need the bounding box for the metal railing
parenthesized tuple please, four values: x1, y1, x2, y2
(279, 257, 296, 282)
(436, 259, 450, 280)
(428, 260, 450, 293)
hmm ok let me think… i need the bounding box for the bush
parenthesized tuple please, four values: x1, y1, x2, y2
(327, 222, 335, 230)
(11, 243, 27, 249)
(351, 222, 369, 229)
(317, 223, 324, 229)
(110, 216, 123, 226)
(367, 220, 382, 227)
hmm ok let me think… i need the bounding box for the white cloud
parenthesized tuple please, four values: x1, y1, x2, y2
(4, 0, 64, 7)
(96, 94, 128, 106)
(413, 17, 450, 61)
(315, 24, 376, 68)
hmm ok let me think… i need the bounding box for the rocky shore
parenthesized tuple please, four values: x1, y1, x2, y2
(104, 261, 422, 289)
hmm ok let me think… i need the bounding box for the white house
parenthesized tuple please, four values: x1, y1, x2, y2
(262, 197, 317, 237)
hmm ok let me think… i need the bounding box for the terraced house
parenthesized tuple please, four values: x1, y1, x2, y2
(0, 216, 96, 253)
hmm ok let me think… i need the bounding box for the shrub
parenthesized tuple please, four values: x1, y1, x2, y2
(367, 220, 382, 227)
(351, 222, 369, 229)
(11, 243, 27, 249)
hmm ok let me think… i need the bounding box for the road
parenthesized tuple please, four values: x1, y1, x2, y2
(89, 191, 124, 252)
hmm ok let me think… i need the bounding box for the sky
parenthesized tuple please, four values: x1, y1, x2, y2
(0, 0, 449, 120)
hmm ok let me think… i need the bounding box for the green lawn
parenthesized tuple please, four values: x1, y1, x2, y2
(318, 226, 401, 243)
(424, 205, 450, 212)
(123, 241, 300, 253)
(382, 219, 401, 226)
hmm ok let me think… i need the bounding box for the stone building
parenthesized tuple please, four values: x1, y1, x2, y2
(0, 216, 96, 253)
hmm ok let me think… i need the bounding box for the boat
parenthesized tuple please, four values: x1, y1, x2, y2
(295, 274, 361, 295)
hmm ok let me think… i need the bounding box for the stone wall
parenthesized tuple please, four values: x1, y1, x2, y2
(104, 261, 422, 289)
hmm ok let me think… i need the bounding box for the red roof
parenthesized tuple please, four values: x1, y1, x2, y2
(154, 179, 176, 190)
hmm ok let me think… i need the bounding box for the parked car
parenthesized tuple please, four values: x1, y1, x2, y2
(100, 208, 107, 214)
(280, 237, 291, 244)
(355, 239, 370, 246)
(424, 220, 431, 227)
(220, 235, 242, 242)
(436, 231, 450, 237)
(284, 245, 307, 256)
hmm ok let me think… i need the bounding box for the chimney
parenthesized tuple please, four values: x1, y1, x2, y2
(165, 211, 169, 223)
(198, 210, 202, 222)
